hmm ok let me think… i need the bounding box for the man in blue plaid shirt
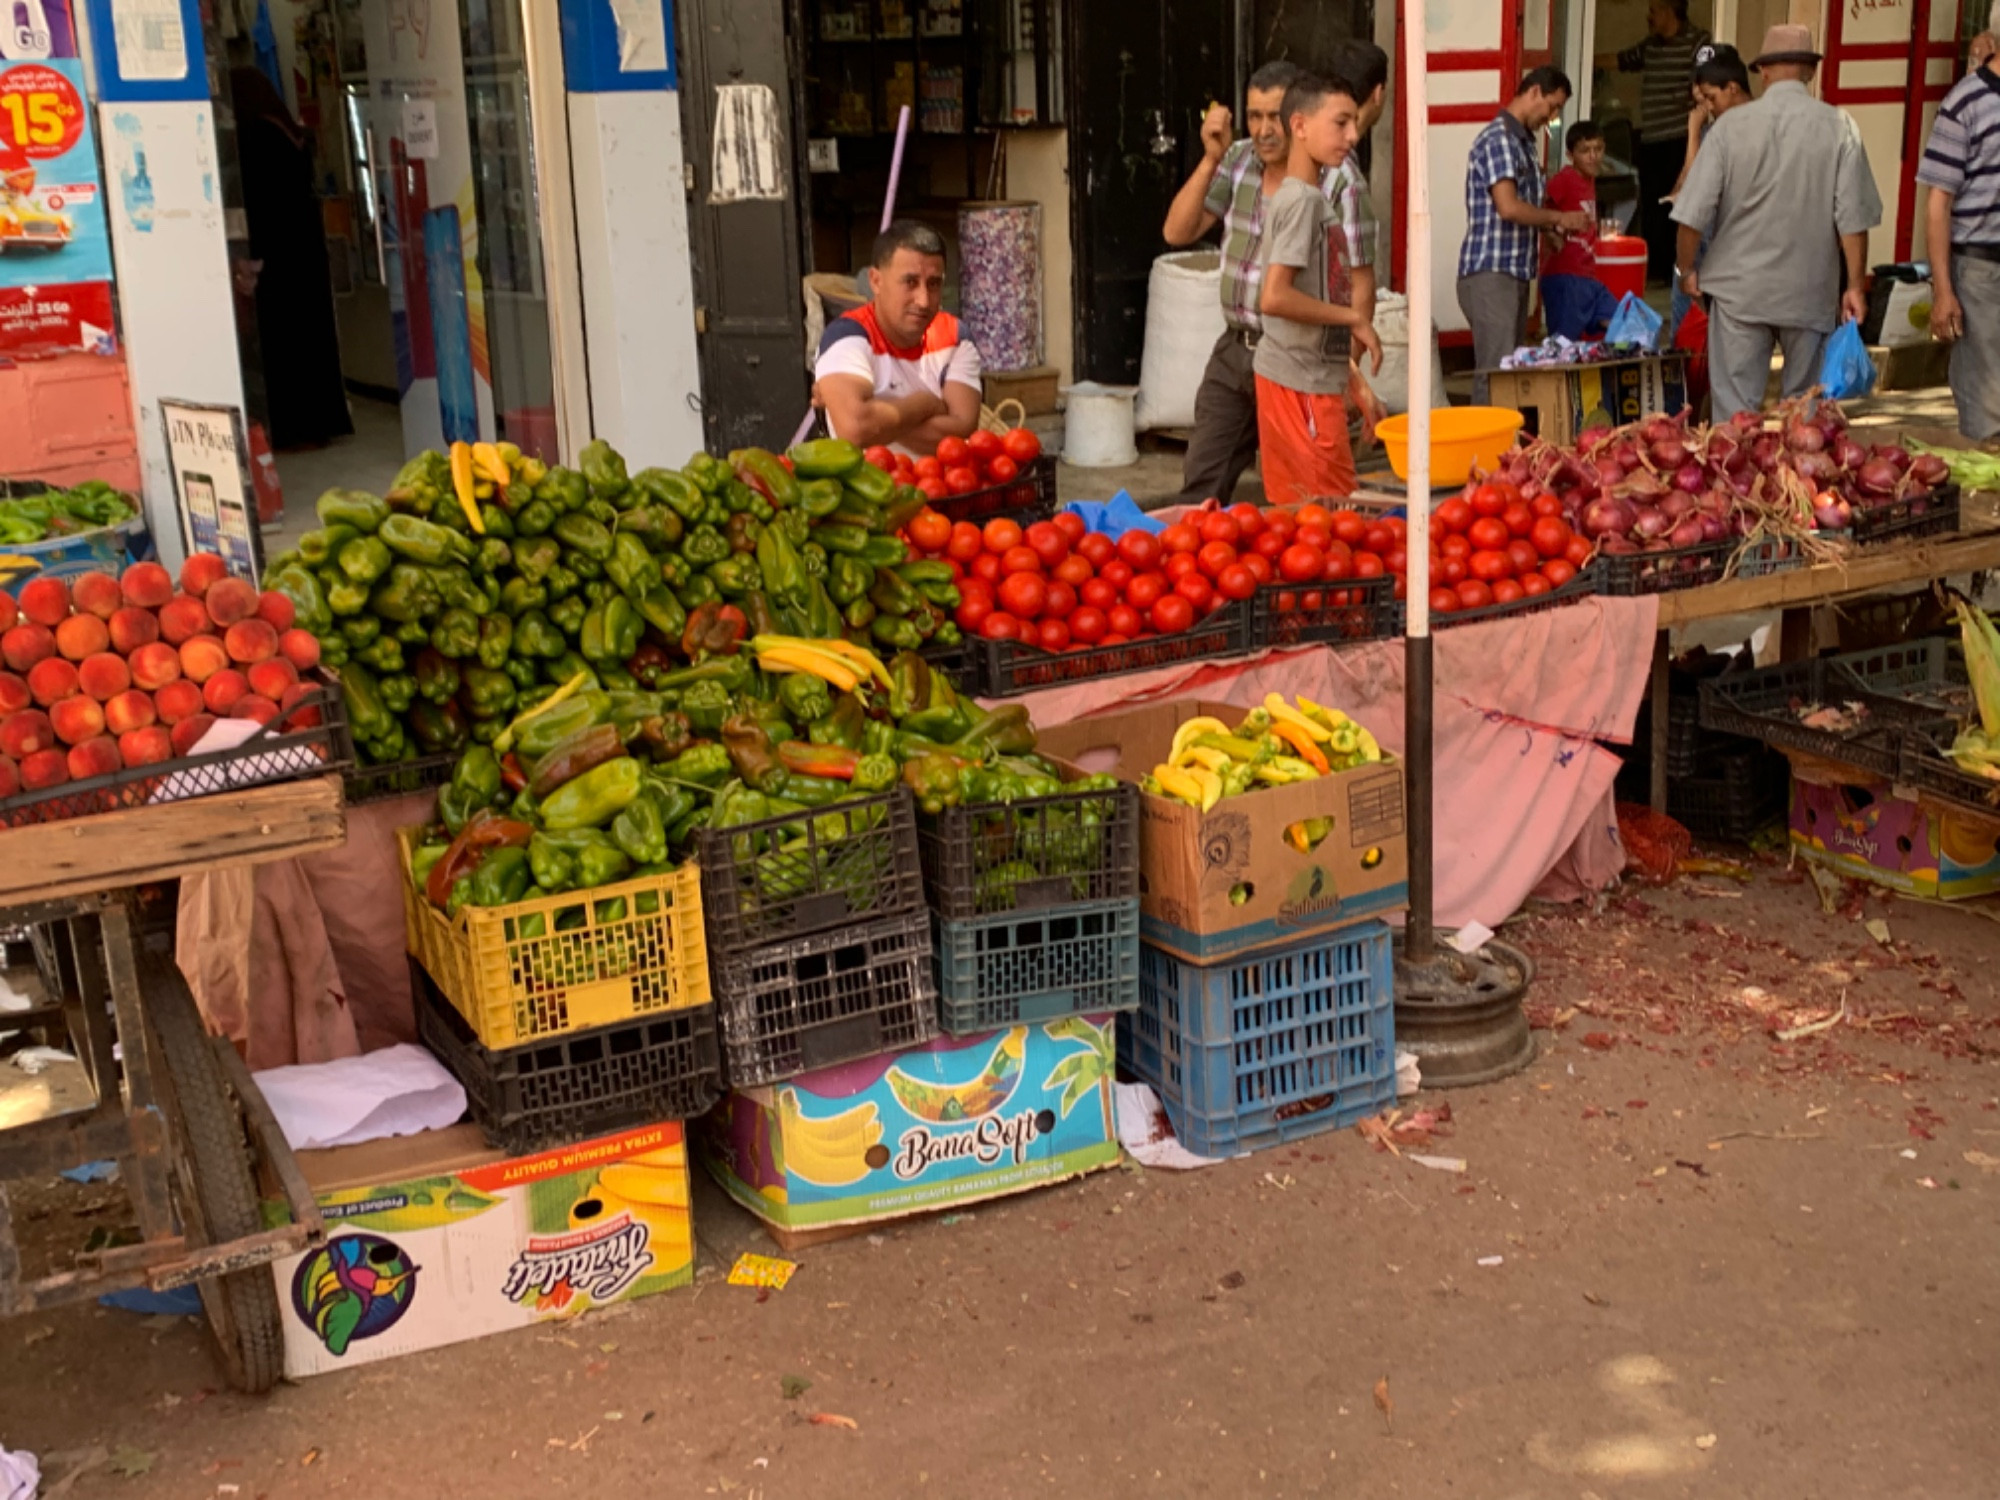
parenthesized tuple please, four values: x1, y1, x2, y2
(1458, 67, 1591, 403)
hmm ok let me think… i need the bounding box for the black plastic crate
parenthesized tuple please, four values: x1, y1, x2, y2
(344, 750, 457, 806)
(927, 454, 1058, 528)
(1670, 748, 1790, 843)
(0, 673, 353, 829)
(1898, 720, 2000, 819)
(1597, 535, 1801, 596)
(933, 897, 1140, 1034)
(712, 909, 940, 1087)
(963, 598, 1253, 698)
(1632, 678, 1758, 780)
(919, 778, 1138, 921)
(415, 966, 721, 1155)
(1399, 561, 1601, 630)
(1844, 483, 1961, 548)
(919, 639, 971, 687)
(698, 784, 924, 954)
(1248, 575, 1395, 649)
(1831, 636, 1970, 717)
(1698, 657, 1946, 777)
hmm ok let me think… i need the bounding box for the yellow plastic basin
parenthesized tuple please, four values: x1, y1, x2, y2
(1375, 407, 1525, 487)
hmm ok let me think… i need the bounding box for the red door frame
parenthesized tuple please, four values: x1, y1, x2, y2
(1821, 0, 1961, 260)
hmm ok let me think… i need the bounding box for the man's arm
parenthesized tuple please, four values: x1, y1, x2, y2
(1492, 178, 1588, 232)
(1262, 263, 1383, 370)
(1163, 105, 1232, 246)
(816, 372, 946, 448)
(1675, 223, 1704, 298)
(1839, 231, 1870, 326)
(899, 381, 982, 451)
(1929, 187, 1963, 341)
(1350, 264, 1377, 332)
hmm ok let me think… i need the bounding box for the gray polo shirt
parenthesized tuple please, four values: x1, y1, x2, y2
(1670, 80, 1883, 333)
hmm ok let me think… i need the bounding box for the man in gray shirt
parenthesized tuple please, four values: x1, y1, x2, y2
(1671, 24, 1881, 418)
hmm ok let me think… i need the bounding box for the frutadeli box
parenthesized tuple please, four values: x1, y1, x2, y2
(1035, 699, 1409, 963)
(1789, 771, 2000, 901)
(699, 1016, 1120, 1235)
(266, 1121, 692, 1379)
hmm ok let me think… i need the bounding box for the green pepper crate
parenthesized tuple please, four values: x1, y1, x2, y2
(399, 827, 713, 1050)
(932, 897, 1140, 1035)
(917, 779, 1139, 921)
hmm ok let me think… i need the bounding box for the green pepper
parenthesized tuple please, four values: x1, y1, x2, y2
(317, 488, 390, 533)
(954, 703, 1036, 757)
(542, 756, 644, 830)
(461, 666, 518, 720)
(897, 560, 956, 587)
(476, 613, 513, 671)
(731, 448, 801, 508)
(430, 607, 481, 660)
(432, 564, 494, 615)
(449, 744, 504, 810)
(514, 498, 556, 536)
(636, 587, 687, 643)
(580, 439, 631, 502)
(611, 788, 669, 866)
(754, 522, 808, 607)
(266, 567, 331, 635)
(379, 513, 474, 567)
(706, 555, 761, 598)
(860, 535, 909, 569)
(606, 532, 662, 600)
(503, 658, 538, 692)
(809, 694, 867, 751)
(918, 581, 962, 610)
(872, 571, 920, 621)
(544, 563, 579, 600)
(725, 511, 762, 555)
(828, 554, 875, 607)
(902, 751, 974, 814)
(394, 619, 431, 646)
(297, 523, 357, 568)
(513, 609, 566, 660)
(796, 478, 845, 518)
(679, 523, 727, 567)
(410, 843, 449, 892)
(639, 467, 707, 521)
(787, 438, 863, 480)
(371, 564, 442, 624)
(842, 460, 896, 507)
(339, 662, 392, 742)
(410, 698, 470, 754)
(636, 711, 694, 761)
(497, 577, 545, 618)
(815, 521, 870, 557)
(619, 504, 685, 549)
(547, 653, 600, 691)
(777, 671, 832, 726)
(502, 534, 554, 583)
(378, 673, 417, 714)
(358, 635, 406, 674)
(660, 742, 732, 789)
(535, 466, 590, 513)
(475, 537, 513, 577)
(319, 638, 350, 668)
(516, 691, 612, 761)
(553, 512, 615, 562)
(681, 678, 732, 736)
(414, 647, 463, 704)
(548, 595, 587, 639)
(340, 615, 382, 647)
(872, 615, 925, 652)
(326, 576, 370, 617)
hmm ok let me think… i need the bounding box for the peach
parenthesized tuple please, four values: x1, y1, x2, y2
(247, 658, 299, 702)
(256, 590, 296, 633)
(50, 697, 105, 746)
(104, 689, 156, 736)
(117, 726, 173, 768)
(0, 592, 14, 632)
(77, 653, 130, 703)
(224, 617, 278, 665)
(203, 575, 258, 628)
(119, 561, 174, 610)
(70, 572, 120, 621)
(65, 736, 119, 781)
(0, 753, 16, 799)
(128, 641, 182, 691)
(152, 679, 204, 725)
(108, 605, 160, 655)
(0, 709, 54, 759)
(19, 747, 67, 790)
(17, 577, 70, 629)
(0, 672, 26, 715)
(27, 658, 77, 707)
(2, 623, 54, 673)
(202, 669, 249, 715)
(279, 681, 323, 730)
(178, 635, 230, 684)
(157, 595, 211, 647)
(54, 613, 109, 662)
(278, 628, 321, 672)
(169, 713, 218, 757)
(180, 553, 229, 599)
(230, 693, 281, 727)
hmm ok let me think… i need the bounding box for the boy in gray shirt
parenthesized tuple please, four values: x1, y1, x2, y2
(1255, 73, 1383, 505)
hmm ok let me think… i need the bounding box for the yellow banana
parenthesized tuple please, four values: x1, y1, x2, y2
(778, 1090, 881, 1188)
(1265, 695, 1333, 743)
(1170, 716, 1232, 765)
(1154, 765, 1207, 807)
(472, 441, 511, 485)
(597, 1163, 691, 1210)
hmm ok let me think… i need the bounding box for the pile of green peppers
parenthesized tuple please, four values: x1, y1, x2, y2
(0, 482, 137, 545)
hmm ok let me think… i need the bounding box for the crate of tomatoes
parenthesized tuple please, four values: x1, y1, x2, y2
(1424, 481, 1597, 621)
(866, 429, 1054, 529)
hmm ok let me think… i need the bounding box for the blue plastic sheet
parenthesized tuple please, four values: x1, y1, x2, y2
(1062, 491, 1165, 541)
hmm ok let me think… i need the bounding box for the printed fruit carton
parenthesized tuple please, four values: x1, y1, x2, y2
(266, 1121, 692, 1379)
(1789, 770, 2000, 900)
(699, 1015, 1120, 1234)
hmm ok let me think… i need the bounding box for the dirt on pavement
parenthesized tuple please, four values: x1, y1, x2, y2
(2, 865, 1997, 1500)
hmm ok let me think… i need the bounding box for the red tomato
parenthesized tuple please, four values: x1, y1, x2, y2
(947, 521, 985, 562)
(983, 518, 1023, 555)
(987, 455, 1020, 484)
(1001, 545, 1042, 576)
(959, 576, 995, 606)
(1043, 581, 1078, 620)
(1069, 607, 1108, 644)
(1382, 516, 1408, 540)
(1240, 553, 1273, 585)
(908, 508, 952, 554)
(1352, 552, 1385, 579)
(1228, 503, 1265, 537)
(1175, 574, 1215, 612)
(1107, 603, 1143, 637)
(1001, 427, 1042, 464)
(1164, 552, 1201, 584)
(1468, 517, 1510, 552)
(956, 597, 992, 633)
(1161, 522, 1201, 555)
(1117, 530, 1163, 570)
(1456, 580, 1493, 610)
(1564, 534, 1594, 568)
(1530, 517, 1571, 559)
(1519, 572, 1552, 597)
(1530, 493, 1565, 519)
(1196, 540, 1237, 579)
(1197, 512, 1241, 547)
(1434, 497, 1475, 535)
(1053, 512, 1087, 545)
(1150, 594, 1195, 634)
(936, 436, 970, 467)
(1125, 572, 1168, 611)
(1025, 521, 1069, 567)
(1101, 634, 1130, 647)
(1469, 480, 1520, 517)
(945, 466, 981, 496)
(997, 571, 1047, 619)
(1440, 534, 1472, 561)
(915, 455, 943, 480)
(1541, 559, 1579, 587)
(1468, 549, 1511, 583)
(1332, 511, 1368, 546)
(980, 611, 1020, 640)
(967, 430, 1002, 463)
(1037, 618, 1071, 652)
(1438, 556, 1469, 585)
(1279, 544, 1323, 583)
(970, 552, 1003, 585)
(1053, 554, 1095, 588)
(917, 477, 950, 502)
(1253, 530, 1288, 561)
(1491, 578, 1525, 605)
(1382, 547, 1408, 575)
(1362, 524, 1394, 555)
(1098, 558, 1135, 592)
(1498, 504, 1532, 541)
(1321, 551, 1353, 582)
(1295, 502, 1332, 529)
(863, 445, 895, 472)
(1430, 587, 1461, 615)
(1080, 577, 1119, 611)
(1504, 539, 1539, 577)
(1295, 522, 1333, 553)
(1077, 532, 1116, 568)
(1301, 590, 1325, 611)
(1216, 564, 1257, 601)
(1263, 511, 1297, 542)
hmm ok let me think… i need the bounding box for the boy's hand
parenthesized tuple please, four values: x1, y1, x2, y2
(1688, 101, 1708, 135)
(1348, 369, 1386, 449)
(1558, 209, 1593, 234)
(1352, 321, 1384, 375)
(1199, 103, 1233, 163)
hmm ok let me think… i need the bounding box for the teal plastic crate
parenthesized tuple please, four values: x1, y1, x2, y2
(933, 898, 1139, 1034)
(1125, 922, 1396, 1157)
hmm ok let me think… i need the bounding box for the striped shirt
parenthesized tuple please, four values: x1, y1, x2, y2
(1918, 65, 2000, 249)
(813, 303, 982, 456)
(1459, 111, 1545, 284)
(1201, 140, 1346, 332)
(1618, 25, 1710, 141)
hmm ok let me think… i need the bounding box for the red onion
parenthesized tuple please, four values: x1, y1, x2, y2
(1911, 454, 1949, 486)
(1751, 435, 1782, 470)
(1650, 438, 1690, 470)
(1699, 513, 1728, 541)
(1668, 517, 1706, 548)
(1609, 443, 1641, 471)
(1658, 492, 1693, 521)
(1785, 421, 1826, 454)
(1581, 494, 1636, 538)
(1814, 497, 1852, 530)
(1579, 425, 1612, 451)
(1856, 458, 1900, 496)
(1639, 416, 1679, 447)
(1794, 451, 1837, 486)
(1909, 493, 1932, 515)
(1871, 444, 1911, 471)
(1599, 534, 1639, 555)
(1632, 506, 1672, 540)
(1833, 439, 1866, 470)
(1673, 463, 1705, 494)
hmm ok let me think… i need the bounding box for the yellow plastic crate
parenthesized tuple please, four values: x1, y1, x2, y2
(399, 825, 712, 1049)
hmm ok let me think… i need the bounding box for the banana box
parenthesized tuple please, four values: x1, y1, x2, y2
(699, 1016, 1120, 1234)
(266, 1121, 693, 1379)
(1790, 771, 2000, 900)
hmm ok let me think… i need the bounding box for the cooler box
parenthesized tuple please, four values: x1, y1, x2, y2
(1594, 235, 1647, 304)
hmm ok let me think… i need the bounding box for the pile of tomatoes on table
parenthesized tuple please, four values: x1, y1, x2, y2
(865, 427, 1045, 504)
(1424, 479, 1593, 616)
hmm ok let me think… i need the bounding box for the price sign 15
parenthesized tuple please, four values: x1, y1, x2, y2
(0, 64, 83, 160)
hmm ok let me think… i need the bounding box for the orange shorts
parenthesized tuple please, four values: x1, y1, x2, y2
(1255, 374, 1356, 508)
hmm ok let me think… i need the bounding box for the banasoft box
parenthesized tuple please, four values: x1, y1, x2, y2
(267, 1121, 692, 1379)
(1789, 771, 2000, 901)
(1035, 699, 1409, 963)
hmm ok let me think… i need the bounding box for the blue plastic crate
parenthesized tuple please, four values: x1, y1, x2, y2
(1125, 922, 1396, 1157)
(933, 897, 1139, 1035)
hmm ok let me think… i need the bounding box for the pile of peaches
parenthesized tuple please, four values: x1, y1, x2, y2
(0, 552, 326, 800)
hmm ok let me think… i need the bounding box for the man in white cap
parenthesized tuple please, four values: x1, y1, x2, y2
(1670, 24, 1882, 418)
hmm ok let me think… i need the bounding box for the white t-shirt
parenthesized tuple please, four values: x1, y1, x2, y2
(813, 303, 983, 454)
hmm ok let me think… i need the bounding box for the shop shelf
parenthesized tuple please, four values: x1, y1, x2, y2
(1248, 574, 1396, 649)
(918, 778, 1138, 920)
(1596, 535, 1801, 596)
(933, 897, 1139, 1034)
(963, 598, 1253, 697)
(1697, 657, 1946, 778)
(1124, 921, 1396, 1158)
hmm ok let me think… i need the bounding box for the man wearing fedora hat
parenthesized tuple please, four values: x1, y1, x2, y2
(1670, 24, 1882, 418)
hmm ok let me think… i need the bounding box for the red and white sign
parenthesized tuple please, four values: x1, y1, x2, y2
(0, 278, 113, 356)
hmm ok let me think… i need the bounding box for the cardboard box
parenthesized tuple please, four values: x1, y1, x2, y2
(1789, 772, 2000, 901)
(1035, 699, 1409, 963)
(699, 1016, 1120, 1236)
(267, 1122, 692, 1379)
(1486, 353, 1689, 445)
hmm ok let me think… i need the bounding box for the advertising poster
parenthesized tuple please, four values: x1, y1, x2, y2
(160, 400, 263, 582)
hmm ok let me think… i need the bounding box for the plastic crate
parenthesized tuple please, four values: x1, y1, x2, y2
(416, 966, 720, 1155)
(918, 779, 1138, 920)
(344, 750, 457, 806)
(927, 454, 1058, 528)
(1396, 561, 1601, 630)
(1697, 657, 1947, 778)
(1633, 679, 1758, 779)
(1669, 748, 1790, 843)
(697, 785, 925, 954)
(712, 908, 940, 1087)
(399, 827, 712, 1050)
(1247, 575, 1396, 649)
(963, 599, 1253, 697)
(1898, 720, 2000, 819)
(0, 673, 353, 829)
(1597, 535, 1801, 596)
(1845, 483, 1961, 548)
(1124, 921, 1397, 1158)
(1831, 636, 1970, 716)
(933, 897, 1140, 1034)
(919, 639, 971, 686)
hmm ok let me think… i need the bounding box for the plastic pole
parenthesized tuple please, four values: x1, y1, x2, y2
(1403, 0, 1436, 963)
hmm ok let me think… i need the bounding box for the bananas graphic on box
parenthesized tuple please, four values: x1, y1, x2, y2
(777, 1089, 884, 1188)
(885, 1027, 1026, 1123)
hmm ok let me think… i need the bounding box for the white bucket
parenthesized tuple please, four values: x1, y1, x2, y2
(1060, 382, 1139, 467)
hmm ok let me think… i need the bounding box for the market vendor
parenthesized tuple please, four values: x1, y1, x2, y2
(811, 220, 983, 456)
(1918, 5, 2000, 440)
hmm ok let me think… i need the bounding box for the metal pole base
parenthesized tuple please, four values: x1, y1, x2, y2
(1393, 936, 1537, 1089)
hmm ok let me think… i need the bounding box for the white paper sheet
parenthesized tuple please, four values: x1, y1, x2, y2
(1113, 1081, 1228, 1169)
(255, 1044, 466, 1151)
(0, 1444, 37, 1500)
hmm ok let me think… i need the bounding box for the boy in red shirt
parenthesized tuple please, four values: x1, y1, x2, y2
(1539, 122, 1620, 339)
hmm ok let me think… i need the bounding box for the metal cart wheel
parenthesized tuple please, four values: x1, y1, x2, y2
(138, 955, 286, 1394)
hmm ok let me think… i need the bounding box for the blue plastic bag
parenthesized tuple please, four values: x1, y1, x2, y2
(1061, 491, 1166, 542)
(1604, 291, 1664, 350)
(1818, 318, 1878, 400)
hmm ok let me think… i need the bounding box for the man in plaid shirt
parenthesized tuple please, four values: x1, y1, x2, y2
(1457, 67, 1591, 403)
(1162, 58, 1381, 503)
